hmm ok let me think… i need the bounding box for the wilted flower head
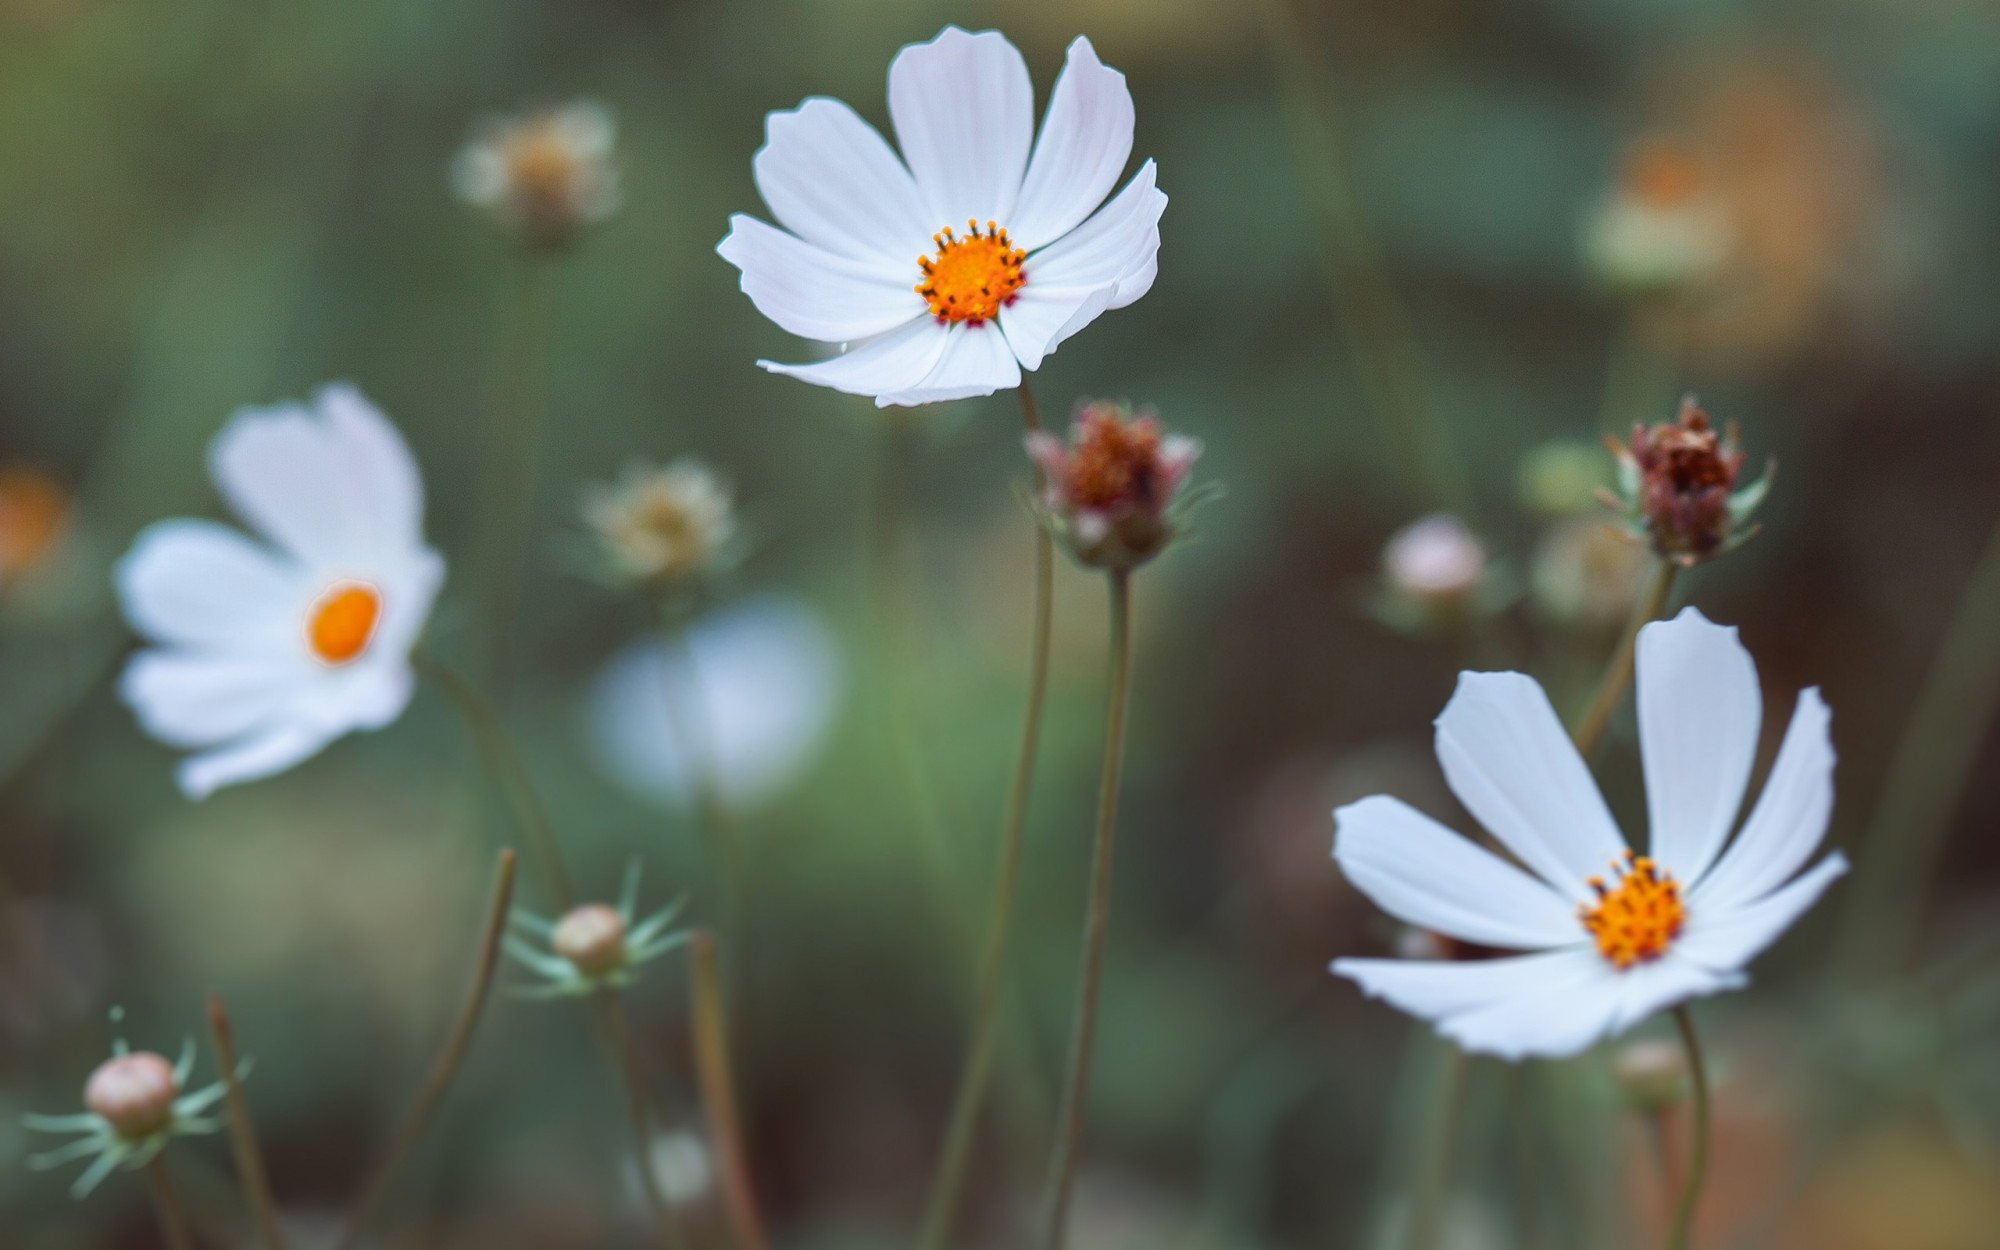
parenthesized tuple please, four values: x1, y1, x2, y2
(582, 460, 736, 590)
(1607, 396, 1770, 565)
(0, 466, 71, 589)
(1583, 133, 1731, 295)
(23, 1019, 238, 1199)
(507, 862, 692, 998)
(452, 100, 620, 250)
(1026, 401, 1200, 571)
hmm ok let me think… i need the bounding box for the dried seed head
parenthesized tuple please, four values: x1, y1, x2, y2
(452, 100, 620, 250)
(1610, 397, 1767, 564)
(1026, 401, 1201, 571)
(552, 903, 629, 976)
(583, 459, 736, 588)
(1612, 1038, 1692, 1109)
(84, 1051, 178, 1139)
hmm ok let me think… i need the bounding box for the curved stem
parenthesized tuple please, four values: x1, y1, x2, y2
(335, 849, 517, 1250)
(1663, 1007, 1711, 1250)
(207, 994, 287, 1250)
(914, 380, 1056, 1250)
(421, 655, 575, 909)
(145, 1156, 196, 1250)
(1571, 558, 1678, 757)
(690, 931, 769, 1250)
(603, 992, 689, 1250)
(1039, 570, 1136, 1250)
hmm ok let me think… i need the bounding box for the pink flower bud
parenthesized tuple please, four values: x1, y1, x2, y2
(552, 904, 629, 976)
(1027, 402, 1201, 571)
(84, 1051, 178, 1139)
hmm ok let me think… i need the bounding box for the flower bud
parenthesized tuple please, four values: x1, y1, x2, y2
(582, 460, 736, 589)
(552, 904, 629, 976)
(1383, 514, 1487, 611)
(451, 100, 620, 250)
(1582, 133, 1731, 295)
(1611, 1038, 1691, 1109)
(1026, 401, 1201, 572)
(1608, 397, 1769, 565)
(84, 1051, 178, 1139)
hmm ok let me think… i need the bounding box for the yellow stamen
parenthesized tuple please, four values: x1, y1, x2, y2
(1579, 850, 1686, 970)
(307, 582, 382, 665)
(915, 219, 1026, 325)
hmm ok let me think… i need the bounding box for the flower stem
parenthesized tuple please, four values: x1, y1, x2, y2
(1402, 1047, 1468, 1250)
(477, 253, 555, 694)
(1663, 1007, 1711, 1250)
(690, 930, 769, 1250)
(145, 1156, 196, 1250)
(421, 654, 575, 909)
(206, 993, 287, 1250)
(335, 849, 517, 1250)
(913, 379, 1056, 1250)
(1571, 558, 1678, 757)
(659, 596, 746, 981)
(1836, 503, 2000, 979)
(1039, 569, 1136, 1250)
(602, 991, 690, 1250)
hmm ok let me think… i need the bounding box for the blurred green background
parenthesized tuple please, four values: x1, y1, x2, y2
(5, 0, 2000, 1246)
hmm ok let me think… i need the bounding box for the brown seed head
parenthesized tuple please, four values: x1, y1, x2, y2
(1622, 398, 1745, 562)
(1028, 402, 1201, 571)
(552, 903, 629, 977)
(84, 1051, 178, 1139)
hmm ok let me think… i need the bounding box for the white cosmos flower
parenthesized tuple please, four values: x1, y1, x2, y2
(115, 385, 444, 800)
(587, 594, 841, 813)
(1331, 607, 1847, 1060)
(717, 26, 1164, 407)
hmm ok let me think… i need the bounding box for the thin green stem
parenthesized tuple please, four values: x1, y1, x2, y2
(603, 992, 690, 1250)
(478, 255, 556, 694)
(206, 994, 287, 1250)
(1837, 503, 2000, 979)
(1663, 1007, 1710, 1250)
(336, 850, 517, 1250)
(421, 655, 575, 909)
(1039, 570, 1136, 1250)
(145, 1156, 197, 1250)
(914, 380, 1056, 1250)
(690, 931, 769, 1250)
(1403, 1048, 1468, 1250)
(1571, 558, 1678, 757)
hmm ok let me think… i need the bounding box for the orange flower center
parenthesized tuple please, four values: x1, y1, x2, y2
(916, 220, 1025, 325)
(307, 582, 382, 665)
(1580, 851, 1685, 970)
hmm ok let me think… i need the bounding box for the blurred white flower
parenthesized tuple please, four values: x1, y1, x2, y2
(1530, 514, 1649, 630)
(1583, 133, 1731, 294)
(1333, 608, 1847, 1060)
(581, 459, 736, 588)
(452, 99, 620, 248)
(1383, 513, 1487, 606)
(717, 26, 1164, 406)
(114, 385, 444, 799)
(648, 1130, 714, 1205)
(587, 594, 841, 812)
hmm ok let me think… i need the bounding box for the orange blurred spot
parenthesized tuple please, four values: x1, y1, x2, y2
(0, 466, 70, 583)
(1624, 134, 1710, 210)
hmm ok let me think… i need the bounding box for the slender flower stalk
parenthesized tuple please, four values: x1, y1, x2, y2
(336, 849, 517, 1250)
(207, 994, 287, 1250)
(690, 931, 769, 1250)
(1663, 1007, 1711, 1250)
(478, 255, 556, 693)
(1402, 1045, 1469, 1250)
(1040, 569, 1135, 1250)
(914, 379, 1056, 1250)
(658, 596, 746, 969)
(602, 992, 689, 1250)
(1571, 558, 1677, 758)
(421, 655, 575, 908)
(145, 1156, 196, 1250)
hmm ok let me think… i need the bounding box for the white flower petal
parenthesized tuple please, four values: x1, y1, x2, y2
(1335, 947, 1618, 1059)
(1025, 160, 1165, 292)
(753, 97, 933, 266)
(1433, 671, 1628, 900)
(1332, 795, 1581, 949)
(120, 651, 304, 748)
(1638, 608, 1762, 883)
(998, 283, 1114, 372)
(1107, 246, 1157, 309)
(718, 214, 925, 343)
(365, 548, 447, 665)
(759, 316, 950, 401)
(878, 323, 1020, 407)
(328, 661, 418, 733)
(1677, 852, 1848, 973)
(116, 519, 305, 653)
(1693, 689, 1836, 911)
(888, 27, 1034, 232)
(177, 720, 342, 800)
(1605, 955, 1744, 1036)
(1010, 36, 1135, 250)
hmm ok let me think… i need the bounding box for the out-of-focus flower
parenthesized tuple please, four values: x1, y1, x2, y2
(1607, 397, 1770, 566)
(0, 466, 71, 589)
(1332, 608, 1847, 1060)
(1027, 401, 1201, 571)
(114, 384, 444, 799)
(1531, 514, 1651, 631)
(452, 100, 620, 250)
(1612, 1037, 1692, 1109)
(581, 459, 737, 590)
(1583, 133, 1731, 295)
(587, 594, 841, 812)
(647, 1130, 715, 1206)
(23, 1023, 237, 1199)
(717, 27, 1164, 407)
(1371, 513, 1513, 630)
(1517, 440, 1613, 519)
(507, 863, 691, 999)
